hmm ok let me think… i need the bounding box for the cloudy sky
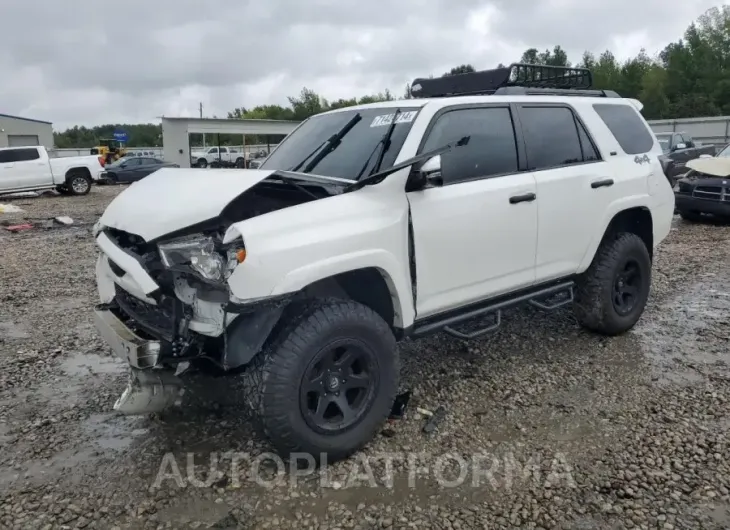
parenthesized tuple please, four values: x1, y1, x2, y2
(1, 0, 725, 130)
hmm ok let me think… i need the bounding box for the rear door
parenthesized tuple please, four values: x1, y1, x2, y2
(514, 104, 610, 281)
(407, 104, 538, 318)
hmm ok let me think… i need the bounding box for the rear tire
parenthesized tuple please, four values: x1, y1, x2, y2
(67, 172, 92, 195)
(235, 157, 245, 168)
(245, 299, 398, 463)
(573, 233, 652, 336)
(679, 209, 703, 222)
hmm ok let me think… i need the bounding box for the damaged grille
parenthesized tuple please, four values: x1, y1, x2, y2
(692, 185, 730, 202)
(114, 285, 178, 341)
(104, 227, 166, 283)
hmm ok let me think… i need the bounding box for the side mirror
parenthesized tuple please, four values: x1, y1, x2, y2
(408, 155, 443, 190)
(411, 155, 445, 190)
(674, 143, 687, 150)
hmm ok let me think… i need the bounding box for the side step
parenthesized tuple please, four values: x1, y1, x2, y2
(412, 280, 574, 340)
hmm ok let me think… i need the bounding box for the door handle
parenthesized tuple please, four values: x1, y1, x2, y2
(591, 178, 614, 189)
(509, 192, 536, 204)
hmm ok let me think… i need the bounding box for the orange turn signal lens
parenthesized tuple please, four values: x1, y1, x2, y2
(235, 249, 246, 263)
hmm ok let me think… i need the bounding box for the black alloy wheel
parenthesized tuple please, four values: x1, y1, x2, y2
(612, 258, 642, 316)
(300, 339, 378, 434)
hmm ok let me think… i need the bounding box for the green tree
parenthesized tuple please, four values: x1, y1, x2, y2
(442, 64, 475, 76)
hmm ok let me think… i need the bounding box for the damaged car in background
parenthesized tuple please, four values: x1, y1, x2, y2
(674, 143, 730, 221)
(92, 63, 674, 462)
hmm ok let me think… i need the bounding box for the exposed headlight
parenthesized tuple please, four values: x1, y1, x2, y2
(158, 236, 226, 282)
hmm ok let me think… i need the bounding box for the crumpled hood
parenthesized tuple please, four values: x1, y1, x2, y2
(99, 167, 278, 241)
(686, 157, 730, 178)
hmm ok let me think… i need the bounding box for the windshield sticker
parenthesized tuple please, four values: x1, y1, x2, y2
(370, 111, 418, 128)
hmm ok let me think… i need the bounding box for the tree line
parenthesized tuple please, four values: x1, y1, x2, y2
(53, 5, 730, 148)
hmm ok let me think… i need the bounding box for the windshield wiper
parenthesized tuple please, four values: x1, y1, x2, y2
(345, 135, 471, 192)
(289, 113, 362, 173)
(355, 109, 401, 180)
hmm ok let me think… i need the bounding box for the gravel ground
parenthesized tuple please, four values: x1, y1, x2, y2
(1, 186, 729, 530)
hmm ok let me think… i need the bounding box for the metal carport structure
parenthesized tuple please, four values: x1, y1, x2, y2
(161, 117, 300, 168)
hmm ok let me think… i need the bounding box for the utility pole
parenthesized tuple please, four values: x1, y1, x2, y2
(200, 102, 204, 148)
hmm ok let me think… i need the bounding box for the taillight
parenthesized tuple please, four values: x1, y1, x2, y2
(98, 156, 105, 167)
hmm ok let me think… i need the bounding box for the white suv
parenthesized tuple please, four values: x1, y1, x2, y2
(92, 64, 675, 461)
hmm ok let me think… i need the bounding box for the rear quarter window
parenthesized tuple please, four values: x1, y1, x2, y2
(592, 103, 654, 155)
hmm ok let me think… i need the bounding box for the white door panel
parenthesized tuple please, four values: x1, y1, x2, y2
(408, 173, 538, 318)
(0, 161, 17, 190)
(534, 162, 616, 281)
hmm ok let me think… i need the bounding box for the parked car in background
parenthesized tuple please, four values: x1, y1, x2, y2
(673, 142, 730, 221)
(191, 146, 246, 168)
(656, 131, 716, 182)
(247, 149, 269, 169)
(0, 146, 104, 196)
(101, 157, 178, 183)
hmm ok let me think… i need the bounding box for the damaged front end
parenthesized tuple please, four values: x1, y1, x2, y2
(93, 171, 346, 415)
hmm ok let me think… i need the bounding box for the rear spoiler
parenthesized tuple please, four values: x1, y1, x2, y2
(628, 99, 644, 112)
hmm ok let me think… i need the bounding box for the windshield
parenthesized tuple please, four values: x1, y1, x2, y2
(717, 144, 730, 158)
(260, 107, 421, 179)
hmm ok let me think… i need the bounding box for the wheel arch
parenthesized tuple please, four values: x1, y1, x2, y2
(222, 266, 406, 371)
(65, 166, 92, 181)
(580, 205, 654, 271)
(301, 267, 402, 332)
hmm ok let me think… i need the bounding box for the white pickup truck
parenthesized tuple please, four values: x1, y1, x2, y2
(191, 146, 246, 168)
(0, 146, 104, 196)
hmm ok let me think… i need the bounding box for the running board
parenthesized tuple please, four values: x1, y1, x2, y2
(412, 280, 575, 340)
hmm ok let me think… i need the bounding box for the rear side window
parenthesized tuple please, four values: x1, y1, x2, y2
(518, 106, 586, 170)
(593, 103, 654, 155)
(421, 106, 518, 184)
(0, 148, 40, 163)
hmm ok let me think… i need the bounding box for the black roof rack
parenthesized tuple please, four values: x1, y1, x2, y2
(410, 63, 621, 99)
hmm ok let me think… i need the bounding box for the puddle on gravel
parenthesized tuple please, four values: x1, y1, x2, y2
(60, 351, 126, 376)
(0, 320, 30, 339)
(82, 413, 148, 451)
(634, 275, 730, 385)
(0, 414, 148, 488)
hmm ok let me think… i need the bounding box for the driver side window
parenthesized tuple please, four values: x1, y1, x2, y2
(420, 107, 519, 185)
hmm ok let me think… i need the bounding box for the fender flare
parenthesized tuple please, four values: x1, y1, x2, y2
(269, 249, 415, 328)
(578, 195, 653, 272)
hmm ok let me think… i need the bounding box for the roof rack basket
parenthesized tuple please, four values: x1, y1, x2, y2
(410, 63, 619, 99)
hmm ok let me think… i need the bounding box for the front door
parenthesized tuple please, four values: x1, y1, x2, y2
(407, 105, 538, 319)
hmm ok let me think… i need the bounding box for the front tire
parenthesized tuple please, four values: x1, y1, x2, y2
(679, 209, 703, 222)
(246, 299, 398, 462)
(197, 158, 207, 168)
(573, 233, 652, 336)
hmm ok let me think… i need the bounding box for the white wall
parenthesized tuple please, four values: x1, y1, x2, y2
(648, 116, 730, 148)
(50, 144, 275, 159)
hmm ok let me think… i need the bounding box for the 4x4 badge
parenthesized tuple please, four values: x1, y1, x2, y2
(633, 154, 651, 165)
